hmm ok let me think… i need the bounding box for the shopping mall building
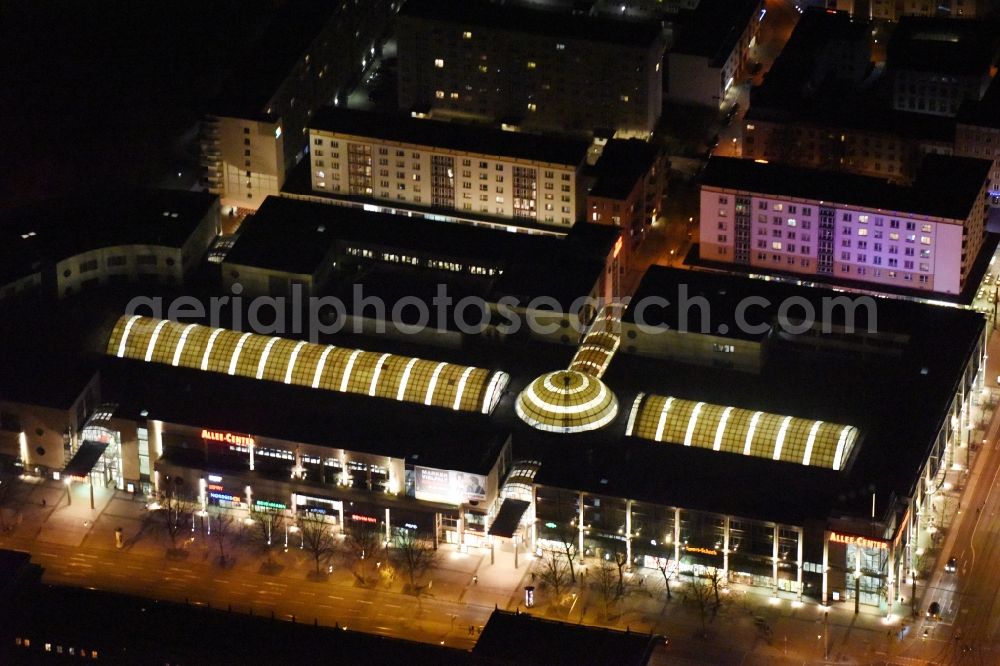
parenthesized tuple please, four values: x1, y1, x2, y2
(0, 251, 988, 613)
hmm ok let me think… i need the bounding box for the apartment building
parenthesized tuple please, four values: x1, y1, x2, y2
(306, 108, 589, 228)
(699, 155, 993, 295)
(201, 0, 398, 211)
(396, 0, 664, 136)
(586, 139, 669, 265)
(666, 0, 763, 107)
(814, 0, 997, 20)
(956, 77, 1000, 206)
(887, 16, 1000, 117)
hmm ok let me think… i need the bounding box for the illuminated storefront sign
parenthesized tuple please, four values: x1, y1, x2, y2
(254, 499, 287, 510)
(685, 546, 719, 556)
(209, 492, 241, 503)
(201, 429, 255, 447)
(829, 532, 887, 550)
(350, 514, 377, 523)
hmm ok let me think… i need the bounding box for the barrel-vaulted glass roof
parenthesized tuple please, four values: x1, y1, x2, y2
(106, 315, 509, 414)
(625, 393, 860, 471)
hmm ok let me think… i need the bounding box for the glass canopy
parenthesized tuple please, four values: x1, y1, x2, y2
(625, 393, 859, 471)
(106, 315, 509, 414)
(515, 370, 619, 434)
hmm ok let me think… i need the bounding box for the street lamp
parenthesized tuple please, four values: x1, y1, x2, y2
(64, 477, 72, 506)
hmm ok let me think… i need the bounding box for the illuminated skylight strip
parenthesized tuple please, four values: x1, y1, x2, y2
(227, 332, 253, 375)
(522, 381, 609, 415)
(654, 397, 675, 442)
(397, 357, 420, 402)
(624, 393, 645, 437)
(311, 346, 335, 388)
(255, 337, 281, 379)
(481, 371, 509, 414)
(713, 406, 734, 451)
(338, 349, 363, 393)
(832, 426, 853, 471)
(284, 341, 308, 384)
(115, 315, 144, 358)
(200, 329, 224, 370)
(452, 366, 477, 410)
(424, 362, 448, 405)
(368, 353, 392, 397)
(743, 411, 763, 456)
(683, 402, 705, 447)
(772, 415, 793, 461)
(143, 319, 170, 362)
(171, 324, 198, 367)
(802, 421, 822, 466)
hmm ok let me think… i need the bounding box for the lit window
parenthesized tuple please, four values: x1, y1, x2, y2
(921, 224, 932, 233)
(858, 215, 869, 223)
(771, 241, 782, 250)
(527, 103, 537, 112)
(435, 90, 445, 99)
(857, 228, 868, 236)
(527, 61, 536, 69)
(478, 64, 488, 73)
(450, 92, 459, 99)
(463, 31, 472, 39)
(621, 95, 630, 103)
(434, 59, 444, 68)
(786, 219, 796, 227)
(921, 236, 931, 245)
(556, 43, 565, 50)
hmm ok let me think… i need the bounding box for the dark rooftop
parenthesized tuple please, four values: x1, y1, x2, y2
(701, 155, 991, 220)
(473, 610, 659, 665)
(588, 139, 662, 200)
(399, 0, 663, 48)
(311, 107, 590, 166)
(0, 581, 470, 665)
(887, 15, 1000, 76)
(224, 196, 618, 307)
(671, 0, 760, 66)
(958, 75, 1000, 130)
(0, 189, 217, 286)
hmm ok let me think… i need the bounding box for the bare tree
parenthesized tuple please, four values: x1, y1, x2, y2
(344, 519, 385, 586)
(210, 508, 234, 565)
(706, 567, 725, 617)
(609, 539, 629, 597)
(652, 556, 673, 603)
(160, 484, 195, 548)
(686, 576, 715, 637)
(535, 549, 571, 599)
(593, 559, 618, 621)
(300, 513, 337, 575)
(391, 527, 436, 592)
(552, 519, 580, 583)
(252, 505, 285, 564)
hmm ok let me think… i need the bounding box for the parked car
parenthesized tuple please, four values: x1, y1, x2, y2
(927, 601, 941, 619)
(945, 557, 957, 573)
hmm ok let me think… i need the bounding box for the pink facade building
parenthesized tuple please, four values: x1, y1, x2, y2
(700, 155, 993, 295)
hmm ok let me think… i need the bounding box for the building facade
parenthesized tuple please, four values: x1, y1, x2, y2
(396, 0, 664, 136)
(307, 109, 589, 228)
(202, 1, 398, 211)
(699, 156, 992, 295)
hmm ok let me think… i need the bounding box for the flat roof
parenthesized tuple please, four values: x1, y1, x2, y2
(473, 610, 659, 666)
(588, 139, 662, 200)
(701, 155, 991, 220)
(887, 15, 1000, 76)
(671, 0, 760, 65)
(224, 196, 618, 307)
(399, 0, 663, 48)
(0, 189, 216, 286)
(958, 76, 1000, 130)
(310, 108, 590, 166)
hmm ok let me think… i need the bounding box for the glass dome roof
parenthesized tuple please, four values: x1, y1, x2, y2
(515, 370, 619, 434)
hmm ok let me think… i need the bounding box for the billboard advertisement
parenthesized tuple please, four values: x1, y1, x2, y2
(413, 466, 486, 504)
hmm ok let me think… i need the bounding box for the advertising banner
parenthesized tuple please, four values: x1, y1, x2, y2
(414, 466, 486, 504)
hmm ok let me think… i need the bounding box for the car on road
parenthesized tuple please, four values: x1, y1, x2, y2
(945, 557, 957, 573)
(927, 601, 941, 619)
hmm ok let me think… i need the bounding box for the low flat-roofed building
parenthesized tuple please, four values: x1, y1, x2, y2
(956, 76, 1000, 206)
(666, 0, 763, 108)
(586, 139, 669, 265)
(307, 108, 590, 228)
(0, 189, 219, 303)
(396, 0, 664, 136)
(886, 15, 1000, 117)
(201, 0, 397, 211)
(221, 195, 622, 307)
(698, 154, 993, 296)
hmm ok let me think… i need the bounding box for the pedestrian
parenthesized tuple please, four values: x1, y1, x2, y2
(41, 497, 46, 507)
(469, 624, 475, 636)
(472, 575, 478, 585)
